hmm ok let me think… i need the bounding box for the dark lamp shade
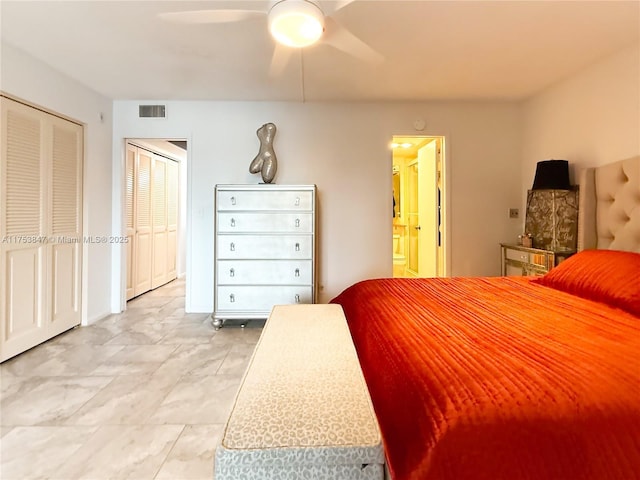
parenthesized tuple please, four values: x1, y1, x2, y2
(532, 159, 570, 190)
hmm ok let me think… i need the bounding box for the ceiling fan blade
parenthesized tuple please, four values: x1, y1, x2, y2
(322, 17, 384, 65)
(321, 0, 357, 16)
(158, 9, 265, 24)
(269, 42, 295, 77)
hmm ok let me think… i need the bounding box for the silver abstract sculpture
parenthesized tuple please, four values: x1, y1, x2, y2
(249, 123, 277, 183)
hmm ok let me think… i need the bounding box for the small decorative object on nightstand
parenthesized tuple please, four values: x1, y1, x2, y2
(501, 243, 575, 276)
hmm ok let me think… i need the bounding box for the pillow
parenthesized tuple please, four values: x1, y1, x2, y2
(533, 249, 640, 317)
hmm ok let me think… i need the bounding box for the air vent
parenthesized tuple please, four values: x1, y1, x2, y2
(138, 105, 166, 118)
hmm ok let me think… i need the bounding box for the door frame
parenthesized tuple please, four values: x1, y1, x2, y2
(119, 138, 187, 309)
(391, 135, 449, 277)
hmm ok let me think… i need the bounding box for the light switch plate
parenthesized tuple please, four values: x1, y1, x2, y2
(509, 208, 519, 219)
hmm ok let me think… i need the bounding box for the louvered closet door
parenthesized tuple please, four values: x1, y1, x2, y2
(125, 145, 136, 300)
(48, 116, 83, 337)
(0, 99, 47, 361)
(134, 150, 153, 296)
(1, 97, 83, 362)
(151, 155, 167, 289)
(166, 159, 178, 281)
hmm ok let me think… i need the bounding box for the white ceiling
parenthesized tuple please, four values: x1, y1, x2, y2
(1, 1, 638, 102)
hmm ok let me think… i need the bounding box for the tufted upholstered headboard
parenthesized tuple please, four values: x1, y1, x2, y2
(578, 156, 640, 253)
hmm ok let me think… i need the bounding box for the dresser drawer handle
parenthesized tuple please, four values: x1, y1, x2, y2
(230, 242, 235, 252)
(295, 294, 300, 303)
(295, 197, 300, 206)
(230, 294, 235, 303)
(229, 268, 235, 277)
(295, 218, 300, 228)
(295, 242, 300, 252)
(230, 196, 236, 205)
(520, 254, 527, 261)
(230, 218, 236, 227)
(295, 268, 300, 277)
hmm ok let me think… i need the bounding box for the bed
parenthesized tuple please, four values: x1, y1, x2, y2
(330, 157, 640, 480)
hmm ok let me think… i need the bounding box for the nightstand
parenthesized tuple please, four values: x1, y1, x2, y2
(500, 243, 575, 276)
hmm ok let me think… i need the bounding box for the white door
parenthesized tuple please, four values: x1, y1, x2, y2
(166, 159, 179, 281)
(48, 115, 83, 337)
(1, 97, 82, 362)
(134, 150, 153, 296)
(406, 162, 419, 275)
(125, 144, 136, 300)
(417, 141, 438, 277)
(1, 99, 47, 361)
(127, 145, 179, 299)
(151, 155, 167, 289)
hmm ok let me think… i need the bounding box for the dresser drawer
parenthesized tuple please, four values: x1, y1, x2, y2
(217, 212, 313, 233)
(504, 248, 549, 267)
(216, 286, 313, 311)
(217, 190, 313, 211)
(217, 260, 313, 285)
(505, 248, 529, 263)
(217, 235, 313, 259)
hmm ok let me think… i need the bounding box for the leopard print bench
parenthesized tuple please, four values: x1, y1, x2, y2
(214, 304, 384, 479)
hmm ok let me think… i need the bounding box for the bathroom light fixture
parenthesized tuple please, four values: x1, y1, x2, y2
(391, 142, 413, 149)
(269, 0, 325, 48)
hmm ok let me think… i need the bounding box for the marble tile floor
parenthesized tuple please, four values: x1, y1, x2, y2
(0, 279, 263, 480)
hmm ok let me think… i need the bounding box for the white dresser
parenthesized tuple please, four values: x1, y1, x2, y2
(213, 185, 317, 328)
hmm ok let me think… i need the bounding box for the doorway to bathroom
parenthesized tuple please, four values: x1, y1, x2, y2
(392, 136, 446, 278)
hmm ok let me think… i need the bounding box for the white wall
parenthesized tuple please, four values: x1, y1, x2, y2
(522, 43, 640, 200)
(1, 42, 114, 325)
(113, 100, 522, 311)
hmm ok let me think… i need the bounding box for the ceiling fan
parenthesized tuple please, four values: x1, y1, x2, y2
(159, 0, 383, 77)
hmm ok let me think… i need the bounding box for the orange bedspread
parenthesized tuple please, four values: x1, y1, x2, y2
(330, 277, 640, 480)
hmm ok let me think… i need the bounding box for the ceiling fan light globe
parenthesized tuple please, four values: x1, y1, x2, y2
(269, 0, 325, 48)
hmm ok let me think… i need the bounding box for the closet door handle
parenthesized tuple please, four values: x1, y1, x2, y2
(230, 242, 235, 252)
(230, 196, 236, 205)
